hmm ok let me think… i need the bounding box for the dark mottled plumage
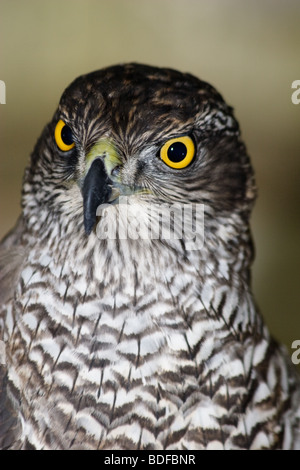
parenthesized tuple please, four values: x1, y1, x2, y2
(0, 63, 299, 449)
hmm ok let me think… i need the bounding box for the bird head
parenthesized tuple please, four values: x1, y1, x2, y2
(22, 64, 256, 247)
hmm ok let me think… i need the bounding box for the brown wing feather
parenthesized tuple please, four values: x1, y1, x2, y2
(0, 216, 25, 449)
(0, 216, 26, 305)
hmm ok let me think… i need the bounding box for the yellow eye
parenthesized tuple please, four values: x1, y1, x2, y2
(160, 136, 195, 169)
(54, 119, 75, 152)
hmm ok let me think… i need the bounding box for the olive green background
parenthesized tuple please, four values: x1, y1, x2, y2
(0, 0, 299, 361)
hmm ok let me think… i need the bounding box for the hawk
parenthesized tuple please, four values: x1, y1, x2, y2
(0, 63, 299, 449)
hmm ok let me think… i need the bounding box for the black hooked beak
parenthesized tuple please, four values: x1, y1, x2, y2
(82, 158, 112, 235)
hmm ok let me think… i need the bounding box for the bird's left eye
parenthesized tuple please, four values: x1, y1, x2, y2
(159, 136, 195, 169)
(54, 119, 75, 152)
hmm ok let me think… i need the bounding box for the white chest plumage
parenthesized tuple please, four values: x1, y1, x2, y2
(2, 228, 299, 450)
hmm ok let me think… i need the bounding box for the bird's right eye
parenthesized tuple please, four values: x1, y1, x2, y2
(54, 119, 75, 152)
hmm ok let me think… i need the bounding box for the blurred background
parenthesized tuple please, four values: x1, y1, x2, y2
(0, 0, 299, 361)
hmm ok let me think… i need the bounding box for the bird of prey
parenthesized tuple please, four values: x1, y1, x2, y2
(0, 63, 299, 450)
